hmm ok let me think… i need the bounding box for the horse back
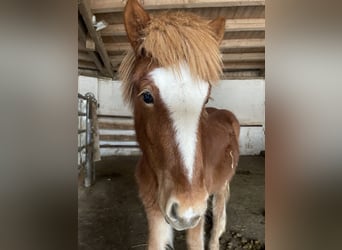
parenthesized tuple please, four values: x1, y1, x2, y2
(203, 107, 240, 193)
(206, 107, 240, 139)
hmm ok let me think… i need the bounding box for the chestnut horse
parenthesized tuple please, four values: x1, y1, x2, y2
(119, 1, 240, 249)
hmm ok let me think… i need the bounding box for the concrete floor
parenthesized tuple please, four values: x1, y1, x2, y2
(78, 156, 264, 250)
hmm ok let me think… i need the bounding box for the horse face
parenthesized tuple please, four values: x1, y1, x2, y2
(133, 63, 210, 230)
(122, 0, 226, 231)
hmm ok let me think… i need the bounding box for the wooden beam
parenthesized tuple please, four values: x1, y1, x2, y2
(79, 0, 114, 78)
(85, 36, 96, 50)
(110, 55, 125, 65)
(223, 61, 265, 70)
(222, 52, 264, 61)
(101, 19, 265, 36)
(105, 38, 265, 53)
(78, 51, 93, 62)
(79, 68, 99, 77)
(224, 18, 265, 32)
(105, 43, 131, 53)
(222, 70, 264, 79)
(91, 0, 265, 13)
(79, 60, 98, 70)
(78, 18, 107, 75)
(78, 40, 91, 52)
(100, 24, 126, 36)
(100, 134, 136, 142)
(78, 23, 95, 51)
(99, 122, 134, 130)
(220, 38, 265, 50)
(89, 52, 107, 75)
(78, 21, 87, 44)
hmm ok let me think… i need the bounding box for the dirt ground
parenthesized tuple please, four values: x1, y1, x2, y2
(78, 155, 264, 250)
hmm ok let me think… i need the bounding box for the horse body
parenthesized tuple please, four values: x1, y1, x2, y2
(203, 108, 240, 194)
(120, 1, 240, 249)
(135, 106, 239, 250)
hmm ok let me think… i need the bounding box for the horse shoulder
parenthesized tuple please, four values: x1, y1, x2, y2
(205, 107, 239, 138)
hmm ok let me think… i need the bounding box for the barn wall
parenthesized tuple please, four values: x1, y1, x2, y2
(78, 76, 98, 98)
(78, 76, 265, 155)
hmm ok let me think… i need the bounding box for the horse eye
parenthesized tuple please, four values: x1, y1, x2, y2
(142, 91, 154, 104)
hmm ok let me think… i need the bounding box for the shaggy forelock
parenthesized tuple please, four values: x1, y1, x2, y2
(119, 11, 223, 108)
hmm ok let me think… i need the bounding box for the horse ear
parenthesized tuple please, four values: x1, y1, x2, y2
(208, 17, 226, 44)
(124, 0, 150, 53)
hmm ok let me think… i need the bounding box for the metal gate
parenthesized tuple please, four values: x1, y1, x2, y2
(78, 92, 98, 187)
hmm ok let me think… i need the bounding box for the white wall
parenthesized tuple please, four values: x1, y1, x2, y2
(78, 76, 98, 99)
(97, 78, 131, 116)
(78, 76, 265, 155)
(208, 80, 264, 125)
(78, 77, 264, 124)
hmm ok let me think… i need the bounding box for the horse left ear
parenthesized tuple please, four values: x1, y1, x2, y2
(208, 17, 226, 44)
(123, 0, 150, 53)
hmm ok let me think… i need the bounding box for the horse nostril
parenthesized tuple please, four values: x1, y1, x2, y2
(190, 215, 201, 225)
(170, 203, 179, 220)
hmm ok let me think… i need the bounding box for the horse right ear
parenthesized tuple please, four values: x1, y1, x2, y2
(208, 17, 226, 44)
(124, 0, 150, 53)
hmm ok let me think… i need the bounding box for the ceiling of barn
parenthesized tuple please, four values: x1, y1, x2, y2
(78, 0, 265, 79)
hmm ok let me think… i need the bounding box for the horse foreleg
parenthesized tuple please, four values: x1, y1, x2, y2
(186, 216, 205, 250)
(209, 183, 230, 250)
(145, 207, 174, 250)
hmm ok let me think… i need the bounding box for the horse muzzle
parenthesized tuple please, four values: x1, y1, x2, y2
(164, 202, 202, 231)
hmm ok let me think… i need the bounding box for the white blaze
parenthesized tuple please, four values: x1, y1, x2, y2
(183, 207, 196, 221)
(149, 63, 209, 182)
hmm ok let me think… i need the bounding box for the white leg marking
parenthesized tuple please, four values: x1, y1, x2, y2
(230, 151, 234, 169)
(212, 195, 226, 236)
(209, 191, 227, 250)
(219, 201, 226, 235)
(151, 217, 174, 250)
(150, 63, 209, 182)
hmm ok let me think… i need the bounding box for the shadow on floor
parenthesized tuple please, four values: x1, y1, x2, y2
(78, 156, 264, 250)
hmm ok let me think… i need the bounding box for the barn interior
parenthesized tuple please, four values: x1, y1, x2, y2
(78, 0, 265, 79)
(78, 0, 265, 249)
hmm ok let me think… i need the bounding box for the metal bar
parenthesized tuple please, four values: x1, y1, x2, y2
(78, 93, 87, 100)
(84, 92, 98, 187)
(100, 144, 139, 148)
(79, 92, 98, 187)
(240, 124, 264, 127)
(78, 163, 85, 170)
(97, 114, 133, 119)
(78, 145, 86, 152)
(84, 95, 93, 187)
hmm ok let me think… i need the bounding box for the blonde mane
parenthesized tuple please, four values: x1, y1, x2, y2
(119, 11, 223, 107)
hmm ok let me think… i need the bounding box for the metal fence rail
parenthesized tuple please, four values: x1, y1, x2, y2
(78, 92, 98, 187)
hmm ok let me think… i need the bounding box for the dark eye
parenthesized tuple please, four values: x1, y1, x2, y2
(142, 91, 154, 104)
